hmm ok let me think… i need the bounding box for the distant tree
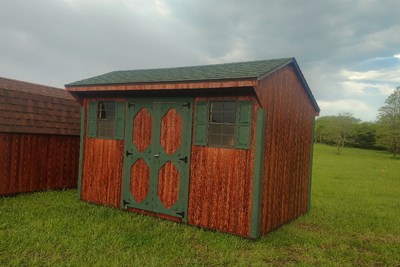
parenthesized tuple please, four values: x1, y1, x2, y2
(315, 116, 331, 144)
(353, 122, 380, 150)
(326, 112, 361, 155)
(376, 86, 400, 158)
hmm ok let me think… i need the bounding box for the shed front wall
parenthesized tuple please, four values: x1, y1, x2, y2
(0, 132, 79, 196)
(80, 98, 124, 208)
(78, 93, 261, 237)
(188, 95, 260, 238)
(255, 65, 315, 236)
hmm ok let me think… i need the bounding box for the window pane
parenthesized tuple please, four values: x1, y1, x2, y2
(222, 125, 235, 135)
(223, 102, 236, 112)
(209, 124, 222, 134)
(105, 110, 115, 119)
(107, 101, 115, 110)
(221, 135, 235, 147)
(211, 102, 223, 112)
(208, 134, 221, 146)
(97, 120, 115, 139)
(222, 112, 236, 123)
(211, 112, 222, 123)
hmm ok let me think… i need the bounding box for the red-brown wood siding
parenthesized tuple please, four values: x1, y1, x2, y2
(0, 132, 79, 196)
(80, 98, 124, 208)
(254, 66, 315, 236)
(187, 96, 260, 238)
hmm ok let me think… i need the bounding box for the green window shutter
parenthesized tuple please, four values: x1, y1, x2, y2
(193, 101, 208, 146)
(115, 101, 125, 140)
(236, 101, 253, 149)
(87, 101, 97, 138)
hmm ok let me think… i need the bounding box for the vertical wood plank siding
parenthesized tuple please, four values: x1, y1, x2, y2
(188, 96, 260, 238)
(254, 65, 315, 236)
(80, 98, 125, 208)
(0, 132, 79, 196)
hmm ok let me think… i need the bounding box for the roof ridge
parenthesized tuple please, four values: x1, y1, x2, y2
(113, 57, 294, 73)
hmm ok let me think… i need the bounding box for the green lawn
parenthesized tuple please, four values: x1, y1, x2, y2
(1, 144, 399, 266)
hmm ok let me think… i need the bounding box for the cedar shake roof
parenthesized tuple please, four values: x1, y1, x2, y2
(66, 58, 293, 86)
(0, 77, 81, 136)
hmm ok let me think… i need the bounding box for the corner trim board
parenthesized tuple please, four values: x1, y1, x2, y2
(250, 109, 267, 238)
(77, 107, 85, 200)
(308, 116, 316, 212)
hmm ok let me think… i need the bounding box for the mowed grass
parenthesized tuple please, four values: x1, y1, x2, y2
(0, 144, 399, 266)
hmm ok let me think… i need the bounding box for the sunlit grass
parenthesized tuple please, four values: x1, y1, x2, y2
(0, 144, 399, 266)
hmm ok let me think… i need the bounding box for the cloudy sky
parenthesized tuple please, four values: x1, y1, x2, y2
(1, 0, 399, 121)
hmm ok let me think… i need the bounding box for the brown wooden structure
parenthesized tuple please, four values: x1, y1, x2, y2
(0, 77, 81, 196)
(66, 58, 319, 238)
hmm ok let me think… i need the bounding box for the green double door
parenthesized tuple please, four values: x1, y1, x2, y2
(122, 98, 193, 222)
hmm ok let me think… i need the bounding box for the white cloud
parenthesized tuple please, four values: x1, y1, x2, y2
(395, 54, 400, 59)
(340, 68, 400, 84)
(318, 99, 370, 112)
(204, 37, 252, 64)
(317, 99, 380, 121)
(339, 81, 396, 96)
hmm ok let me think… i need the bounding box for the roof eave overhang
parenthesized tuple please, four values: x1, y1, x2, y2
(65, 78, 258, 93)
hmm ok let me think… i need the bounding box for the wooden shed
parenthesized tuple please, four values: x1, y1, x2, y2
(65, 58, 320, 238)
(0, 77, 81, 196)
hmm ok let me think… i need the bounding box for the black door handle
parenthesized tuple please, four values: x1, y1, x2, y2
(179, 156, 188, 163)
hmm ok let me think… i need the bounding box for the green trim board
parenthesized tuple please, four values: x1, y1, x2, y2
(87, 102, 96, 138)
(193, 101, 208, 146)
(308, 116, 316, 212)
(236, 101, 253, 149)
(115, 101, 126, 140)
(77, 107, 85, 200)
(250, 109, 267, 239)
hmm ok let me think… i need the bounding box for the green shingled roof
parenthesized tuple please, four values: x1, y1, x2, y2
(66, 58, 293, 86)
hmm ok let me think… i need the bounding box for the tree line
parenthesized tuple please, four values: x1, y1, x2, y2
(315, 86, 400, 158)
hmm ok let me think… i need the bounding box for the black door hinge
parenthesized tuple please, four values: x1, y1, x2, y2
(179, 156, 188, 163)
(128, 103, 135, 108)
(126, 151, 133, 156)
(182, 102, 190, 109)
(176, 211, 185, 218)
(123, 200, 130, 206)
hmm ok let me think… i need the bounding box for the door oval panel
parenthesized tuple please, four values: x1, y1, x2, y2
(130, 158, 150, 204)
(161, 108, 182, 156)
(158, 161, 180, 209)
(133, 108, 152, 153)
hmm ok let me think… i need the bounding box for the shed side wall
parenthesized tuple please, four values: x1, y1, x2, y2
(255, 66, 315, 236)
(0, 132, 79, 196)
(80, 98, 124, 208)
(187, 95, 260, 238)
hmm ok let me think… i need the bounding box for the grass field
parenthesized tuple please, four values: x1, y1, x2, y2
(1, 144, 399, 266)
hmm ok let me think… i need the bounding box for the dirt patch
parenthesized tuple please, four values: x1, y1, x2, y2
(359, 235, 400, 244)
